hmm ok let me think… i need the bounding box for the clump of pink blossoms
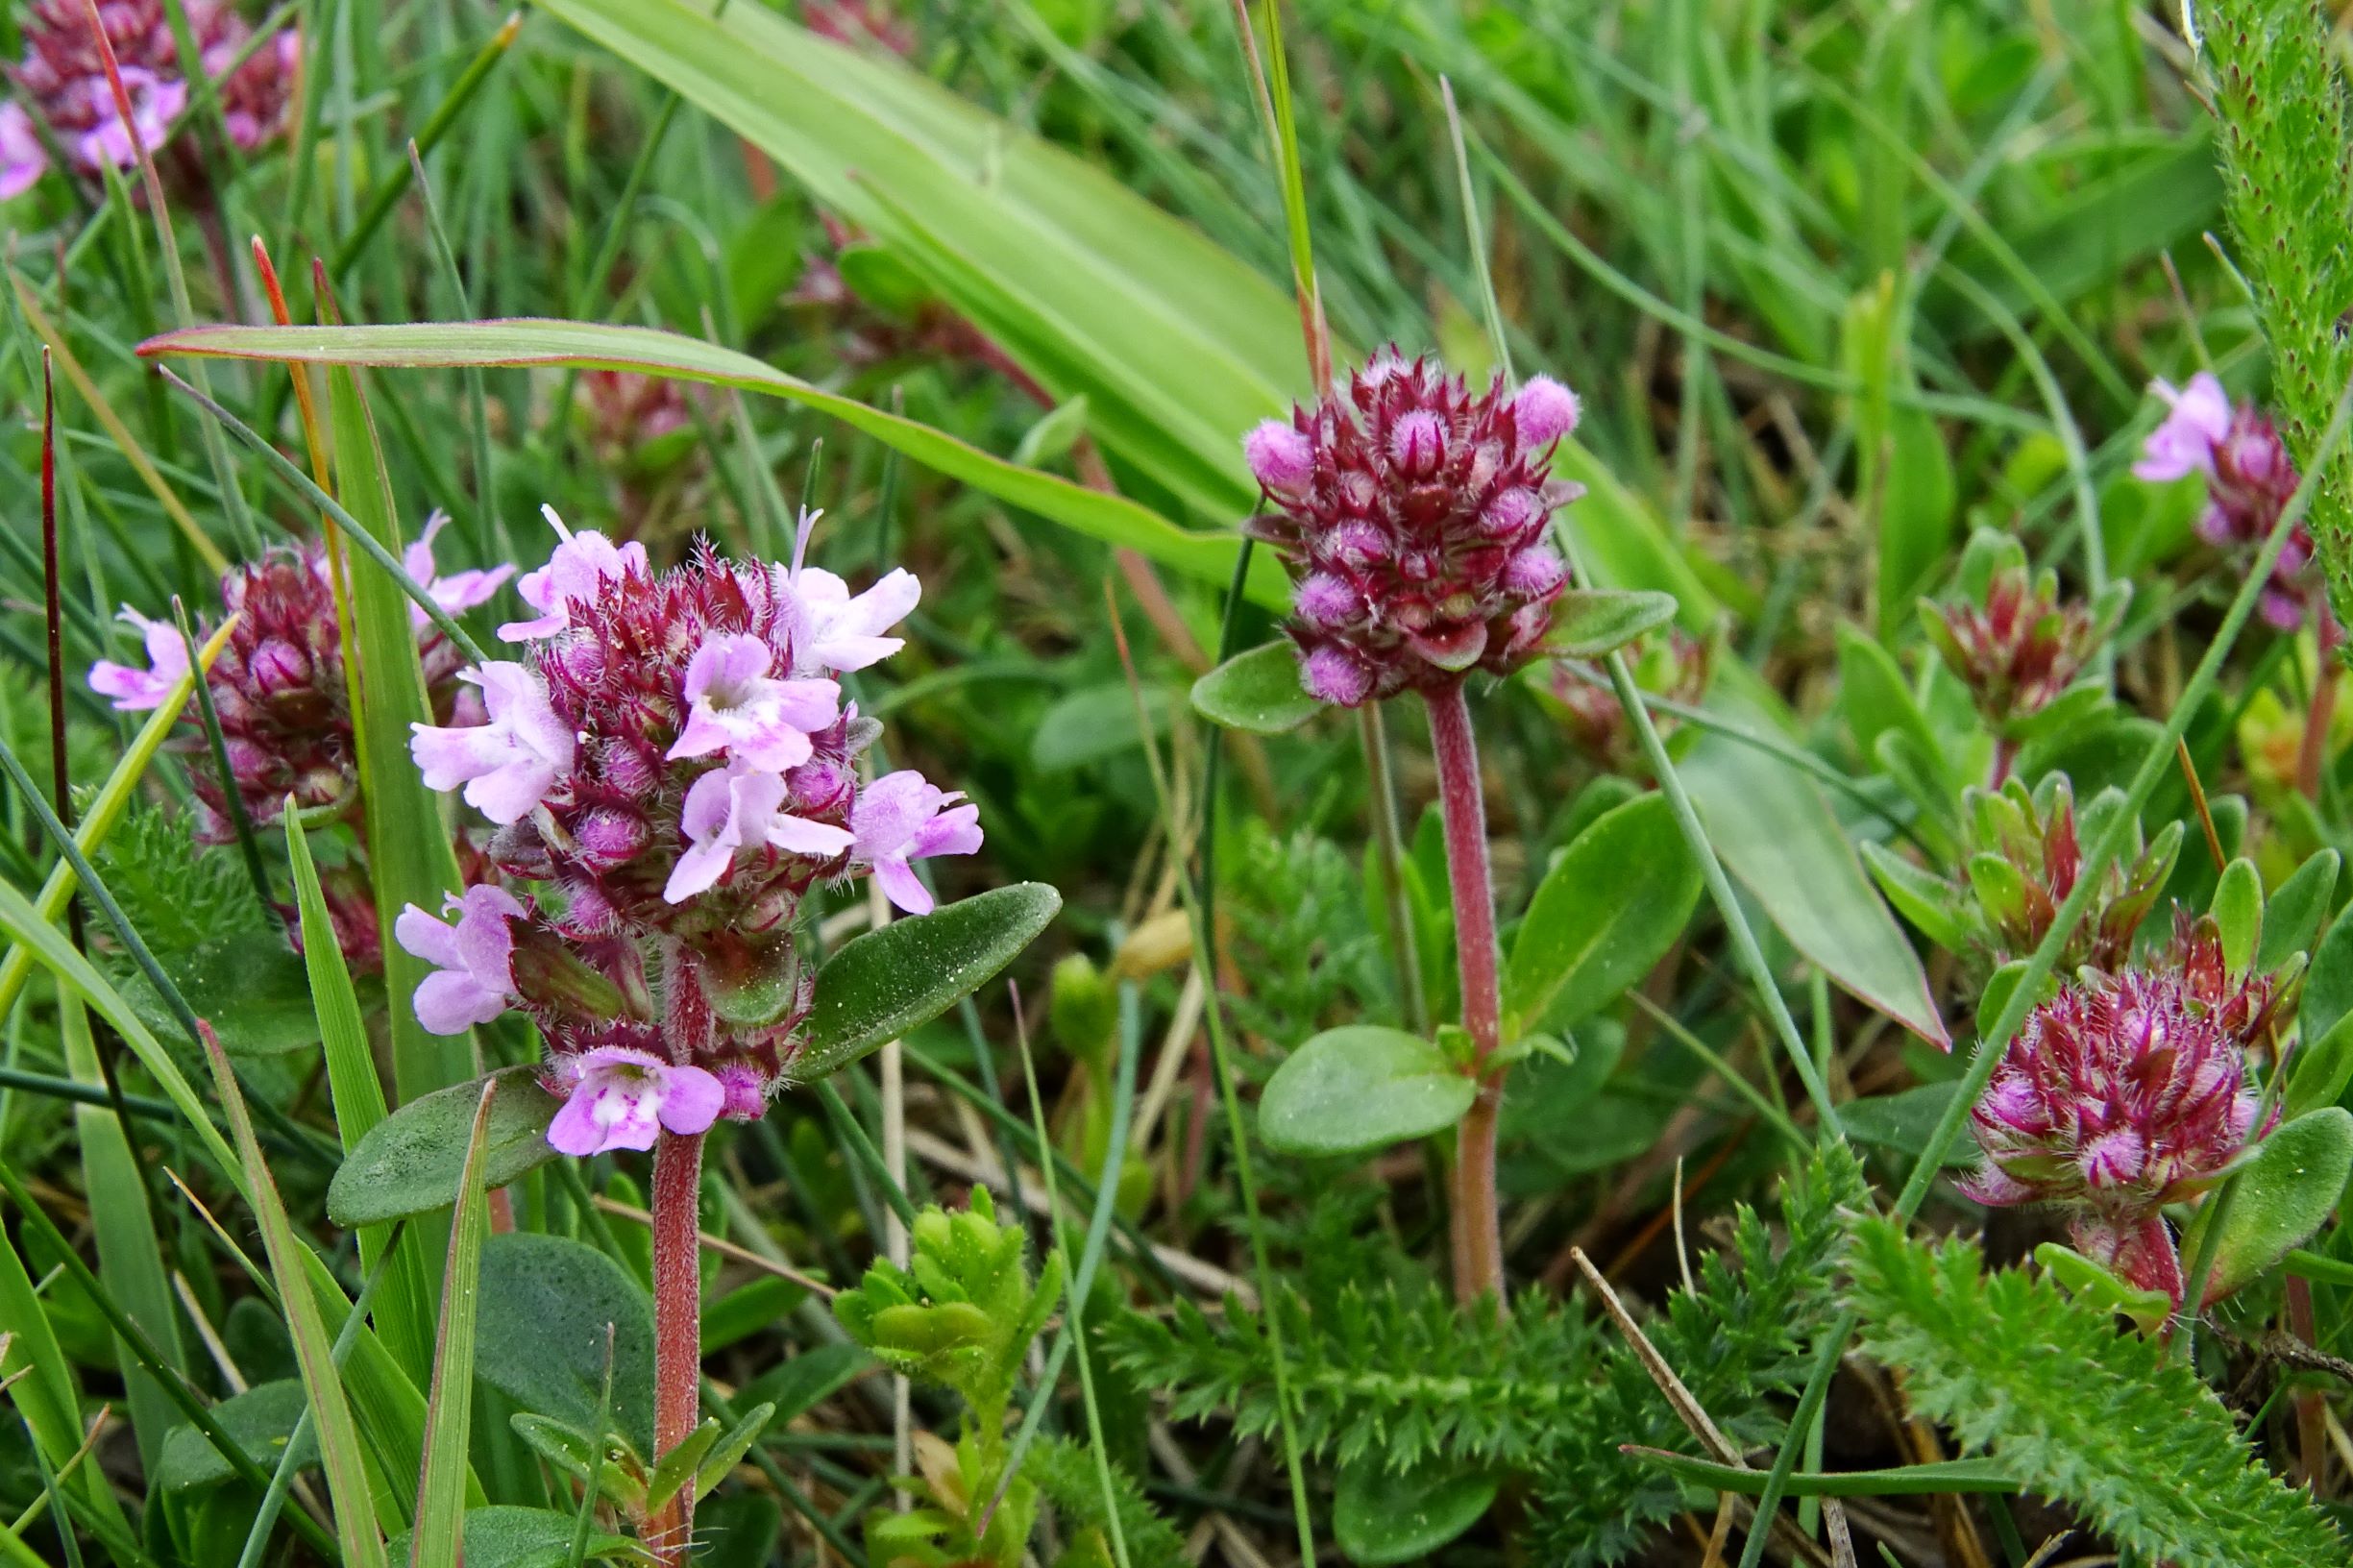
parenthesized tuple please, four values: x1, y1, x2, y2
(2137, 371, 2318, 632)
(87, 517, 507, 968)
(1, 0, 299, 201)
(1962, 918, 2280, 1310)
(1241, 349, 1581, 706)
(401, 510, 981, 1156)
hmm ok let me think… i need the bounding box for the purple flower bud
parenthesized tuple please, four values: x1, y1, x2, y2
(1293, 574, 1359, 628)
(1511, 376, 1581, 449)
(1244, 419, 1314, 494)
(573, 806, 650, 870)
(248, 637, 311, 697)
(1301, 644, 1373, 707)
(1388, 410, 1447, 477)
(1501, 547, 1567, 599)
(1481, 487, 1543, 538)
(714, 1060, 772, 1121)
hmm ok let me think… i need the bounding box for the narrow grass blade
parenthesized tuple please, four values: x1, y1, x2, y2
(324, 365, 478, 1104)
(58, 986, 184, 1475)
(202, 1023, 394, 1567)
(141, 319, 1292, 607)
(286, 813, 442, 1380)
(410, 1080, 499, 1567)
(0, 1218, 131, 1536)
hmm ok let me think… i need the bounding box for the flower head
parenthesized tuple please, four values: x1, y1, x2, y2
(2137, 377, 2320, 631)
(1921, 562, 2120, 734)
(546, 1044, 724, 1157)
(5, 0, 296, 196)
(410, 516, 986, 1150)
(1242, 349, 1582, 706)
(1963, 957, 2276, 1307)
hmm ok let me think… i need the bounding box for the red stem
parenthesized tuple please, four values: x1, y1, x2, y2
(1426, 683, 1507, 1309)
(2297, 613, 2342, 801)
(647, 1129, 704, 1564)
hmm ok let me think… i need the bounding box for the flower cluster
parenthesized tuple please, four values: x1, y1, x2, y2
(90, 515, 507, 843)
(1241, 350, 1581, 706)
(2137, 372, 2316, 631)
(1954, 775, 2180, 977)
(1547, 625, 1710, 777)
(1963, 916, 2280, 1309)
(400, 511, 981, 1156)
(1920, 562, 2118, 738)
(1, 0, 298, 200)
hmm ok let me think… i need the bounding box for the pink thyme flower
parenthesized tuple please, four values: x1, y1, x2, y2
(410, 662, 576, 824)
(667, 765, 852, 904)
(7, 0, 297, 196)
(2137, 376, 2320, 630)
(851, 770, 983, 916)
(546, 1044, 724, 1157)
(2133, 373, 2234, 482)
(0, 104, 43, 199)
(405, 510, 516, 631)
(1962, 961, 2274, 1308)
(498, 506, 650, 642)
(89, 605, 193, 710)
(395, 885, 526, 1035)
(1242, 349, 1581, 706)
(669, 632, 841, 772)
(784, 566, 922, 674)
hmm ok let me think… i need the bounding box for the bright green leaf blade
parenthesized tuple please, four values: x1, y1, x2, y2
(326, 365, 477, 1106)
(142, 320, 1291, 609)
(1681, 678, 1949, 1046)
(1537, 589, 1679, 658)
(2259, 848, 2339, 974)
(1189, 642, 1319, 734)
(327, 1067, 563, 1228)
(116, 934, 326, 1057)
(0, 1214, 129, 1534)
(386, 1506, 646, 1567)
(477, 1234, 658, 1456)
(1502, 794, 1702, 1038)
(202, 1031, 393, 1567)
(412, 1080, 499, 1567)
(1258, 1026, 1477, 1159)
(60, 988, 184, 1474)
(791, 883, 1063, 1084)
(2191, 1109, 2353, 1304)
(1332, 1453, 1497, 1566)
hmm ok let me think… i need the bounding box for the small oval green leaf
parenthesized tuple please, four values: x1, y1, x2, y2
(1189, 641, 1321, 734)
(1333, 1452, 1498, 1566)
(1539, 589, 1679, 658)
(1503, 794, 1702, 1037)
(1257, 1026, 1476, 1159)
(2195, 1108, 2353, 1305)
(325, 1066, 561, 1228)
(2210, 858, 2264, 978)
(790, 883, 1062, 1085)
(2260, 849, 2339, 974)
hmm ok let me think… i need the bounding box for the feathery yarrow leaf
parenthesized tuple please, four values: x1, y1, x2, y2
(1844, 1216, 2344, 1568)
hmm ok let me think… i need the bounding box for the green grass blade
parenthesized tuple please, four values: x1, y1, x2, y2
(410, 1080, 498, 1567)
(286, 813, 441, 1381)
(57, 985, 184, 1476)
(144, 319, 1291, 607)
(324, 364, 478, 1105)
(203, 1024, 394, 1567)
(0, 1213, 131, 1536)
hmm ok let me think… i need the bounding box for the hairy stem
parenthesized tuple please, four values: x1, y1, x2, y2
(2296, 613, 2341, 800)
(649, 1128, 704, 1565)
(1426, 682, 1506, 1308)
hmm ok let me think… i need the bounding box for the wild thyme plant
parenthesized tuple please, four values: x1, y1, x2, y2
(1242, 350, 1581, 1305)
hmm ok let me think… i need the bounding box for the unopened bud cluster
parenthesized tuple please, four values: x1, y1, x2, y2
(1242, 350, 1581, 706)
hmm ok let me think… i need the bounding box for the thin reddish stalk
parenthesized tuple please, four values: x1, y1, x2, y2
(648, 1129, 705, 1565)
(2297, 613, 2342, 800)
(1426, 682, 1506, 1308)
